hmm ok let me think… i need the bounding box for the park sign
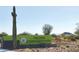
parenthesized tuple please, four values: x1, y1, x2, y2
(20, 38, 27, 45)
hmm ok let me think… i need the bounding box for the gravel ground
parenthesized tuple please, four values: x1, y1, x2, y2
(14, 40, 79, 52)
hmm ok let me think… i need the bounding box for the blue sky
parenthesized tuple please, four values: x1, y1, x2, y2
(0, 6, 79, 35)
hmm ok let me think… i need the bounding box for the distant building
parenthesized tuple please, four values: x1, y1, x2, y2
(61, 32, 73, 36)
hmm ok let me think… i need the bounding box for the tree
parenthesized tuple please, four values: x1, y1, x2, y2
(35, 33, 38, 36)
(1, 32, 8, 36)
(18, 32, 32, 36)
(75, 23, 79, 36)
(51, 34, 57, 37)
(42, 24, 53, 35)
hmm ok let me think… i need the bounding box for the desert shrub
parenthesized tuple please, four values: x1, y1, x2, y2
(71, 38, 76, 41)
(69, 35, 76, 41)
(63, 36, 70, 41)
(75, 36, 79, 39)
(66, 46, 69, 48)
(62, 35, 76, 41)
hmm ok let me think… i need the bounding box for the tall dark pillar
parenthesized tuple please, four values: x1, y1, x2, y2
(11, 6, 17, 49)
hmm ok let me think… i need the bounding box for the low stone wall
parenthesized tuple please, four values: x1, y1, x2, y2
(2, 40, 57, 49)
(16, 44, 57, 49)
(3, 41, 13, 49)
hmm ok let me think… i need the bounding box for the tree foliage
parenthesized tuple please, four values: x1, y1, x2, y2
(0, 32, 8, 36)
(35, 33, 38, 36)
(18, 32, 32, 36)
(75, 23, 79, 35)
(43, 24, 53, 35)
(51, 34, 57, 37)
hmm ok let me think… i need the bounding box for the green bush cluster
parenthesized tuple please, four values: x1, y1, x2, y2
(3, 35, 53, 45)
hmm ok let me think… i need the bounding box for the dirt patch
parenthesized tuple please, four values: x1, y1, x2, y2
(14, 40, 79, 52)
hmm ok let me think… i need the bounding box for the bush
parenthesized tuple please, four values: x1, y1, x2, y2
(69, 35, 76, 41)
(17, 35, 53, 45)
(3, 35, 12, 41)
(18, 32, 32, 36)
(3, 35, 53, 45)
(75, 36, 79, 39)
(51, 34, 57, 37)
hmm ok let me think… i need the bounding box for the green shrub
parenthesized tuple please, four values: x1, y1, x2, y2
(3, 35, 12, 41)
(3, 35, 53, 45)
